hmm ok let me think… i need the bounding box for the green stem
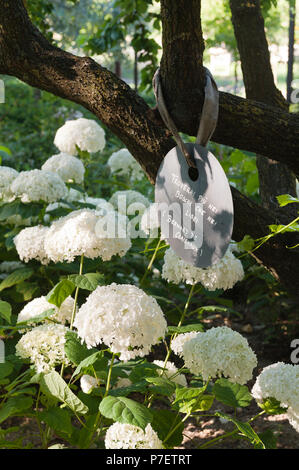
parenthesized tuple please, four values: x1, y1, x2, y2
(70, 254, 84, 330)
(163, 413, 190, 446)
(198, 411, 266, 449)
(140, 238, 162, 286)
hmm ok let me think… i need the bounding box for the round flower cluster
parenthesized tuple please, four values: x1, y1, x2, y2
(42, 153, 85, 184)
(162, 247, 244, 291)
(109, 190, 150, 216)
(10, 169, 67, 203)
(0, 166, 19, 201)
(17, 296, 75, 327)
(153, 360, 187, 388)
(14, 225, 50, 264)
(44, 209, 131, 263)
(79, 197, 114, 214)
(54, 118, 105, 155)
(105, 422, 163, 449)
(171, 331, 198, 357)
(15, 324, 70, 373)
(74, 283, 167, 361)
(80, 374, 100, 394)
(252, 362, 299, 433)
(181, 326, 257, 385)
(140, 204, 160, 237)
(107, 148, 144, 181)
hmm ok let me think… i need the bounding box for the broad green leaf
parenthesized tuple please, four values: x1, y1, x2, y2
(39, 408, 73, 436)
(213, 379, 252, 408)
(256, 429, 277, 449)
(174, 386, 205, 403)
(72, 351, 108, 378)
(64, 331, 98, 366)
(39, 371, 88, 415)
(237, 235, 255, 252)
(0, 362, 13, 380)
(68, 273, 104, 291)
(215, 411, 265, 448)
(0, 396, 33, 424)
(109, 381, 148, 397)
(145, 376, 176, 396)
(129, 363, 160, 383)
(0, 268, 34, 292)
(151, 409, 184, 448)
(0, 300, 11, 323)
(276, 194, 299, 207)
(99, 396, 152, 430)
(46, 280, 75, 308)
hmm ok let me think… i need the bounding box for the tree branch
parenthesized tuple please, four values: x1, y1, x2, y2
(0, 0, 298, 292)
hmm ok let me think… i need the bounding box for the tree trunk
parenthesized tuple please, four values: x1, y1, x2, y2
(287, 0, 296, 103)
(0, 0, 299, 292)
(229, 0, 297, 217)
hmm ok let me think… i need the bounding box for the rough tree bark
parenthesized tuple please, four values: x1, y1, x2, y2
(0, 0, 298, 292)
(229, 0, 297, 216)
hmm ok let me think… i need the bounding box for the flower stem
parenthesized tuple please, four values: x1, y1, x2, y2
(140, 237, 162, 286)
(70, 254, 84, 330)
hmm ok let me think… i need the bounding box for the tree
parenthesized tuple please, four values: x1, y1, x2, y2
(0, 0, 299, 292)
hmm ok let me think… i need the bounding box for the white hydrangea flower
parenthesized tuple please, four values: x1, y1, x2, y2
(14, 225, 50, 264)
(11, 169, 67, 203)
(105, 422, 163, 449)
(0, 261, 25, 273)
(182, 326, 257, 385)
(107, 148, 144, 181)
(153, 360, 187, 388)
(42, 153, 85, 184)
(44, 209, 131, 263)
(162, 247, 244, 291)
(140, 204, 160, 237)
(54, 118, 105, 155)
(15, 324, 70, 373)
(80, 374, 99, 394)
(251, 362, 299, 433)
(109, 190, 150, 216)
(65, 188, 83, 203)
(74, 283, 167, 361)
(0, 166, 19, 201)
(171, 332, 198, 357)
(17, 296, 75, 326)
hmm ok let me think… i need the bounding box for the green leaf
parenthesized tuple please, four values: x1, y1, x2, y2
(276, 194, 299, 207)
(46, 280, 75, 308)
(174, 386, 205, 403)
(99, 396, 152, 430)
(215, 412, 265, 448)
(129, 363, 160, 383)
(256, 429, 277, 449)
(64, 331, 98, 366)
(0, 300, 11, 323)
(258, 397, 287, 415)
(167, 324, 204, 335)
(0, 268, 34, 292)
(237, 235, 255, 252)
(39, 408, 73, 437)
(151, 409, 184, 448)
(68, 273, 104, 291)
(0, 396, 33, 424)
(213, 379, 252, 408)
(39, 371, 88, 415)
(72, 351, 108, 378)
(109, 381, 148, 397)
(16, 308, 55, 327)
(0, 362, 13, 380)
(145, 376, 176, 396)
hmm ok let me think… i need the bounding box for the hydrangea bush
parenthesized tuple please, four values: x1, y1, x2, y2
(0, 118, 297, 450)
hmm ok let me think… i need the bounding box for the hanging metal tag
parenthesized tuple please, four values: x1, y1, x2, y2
(155, 142, 233, 268)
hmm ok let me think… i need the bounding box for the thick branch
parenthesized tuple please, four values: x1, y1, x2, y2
(0, 0, 298, 177)
(0, 0, 299, 292)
